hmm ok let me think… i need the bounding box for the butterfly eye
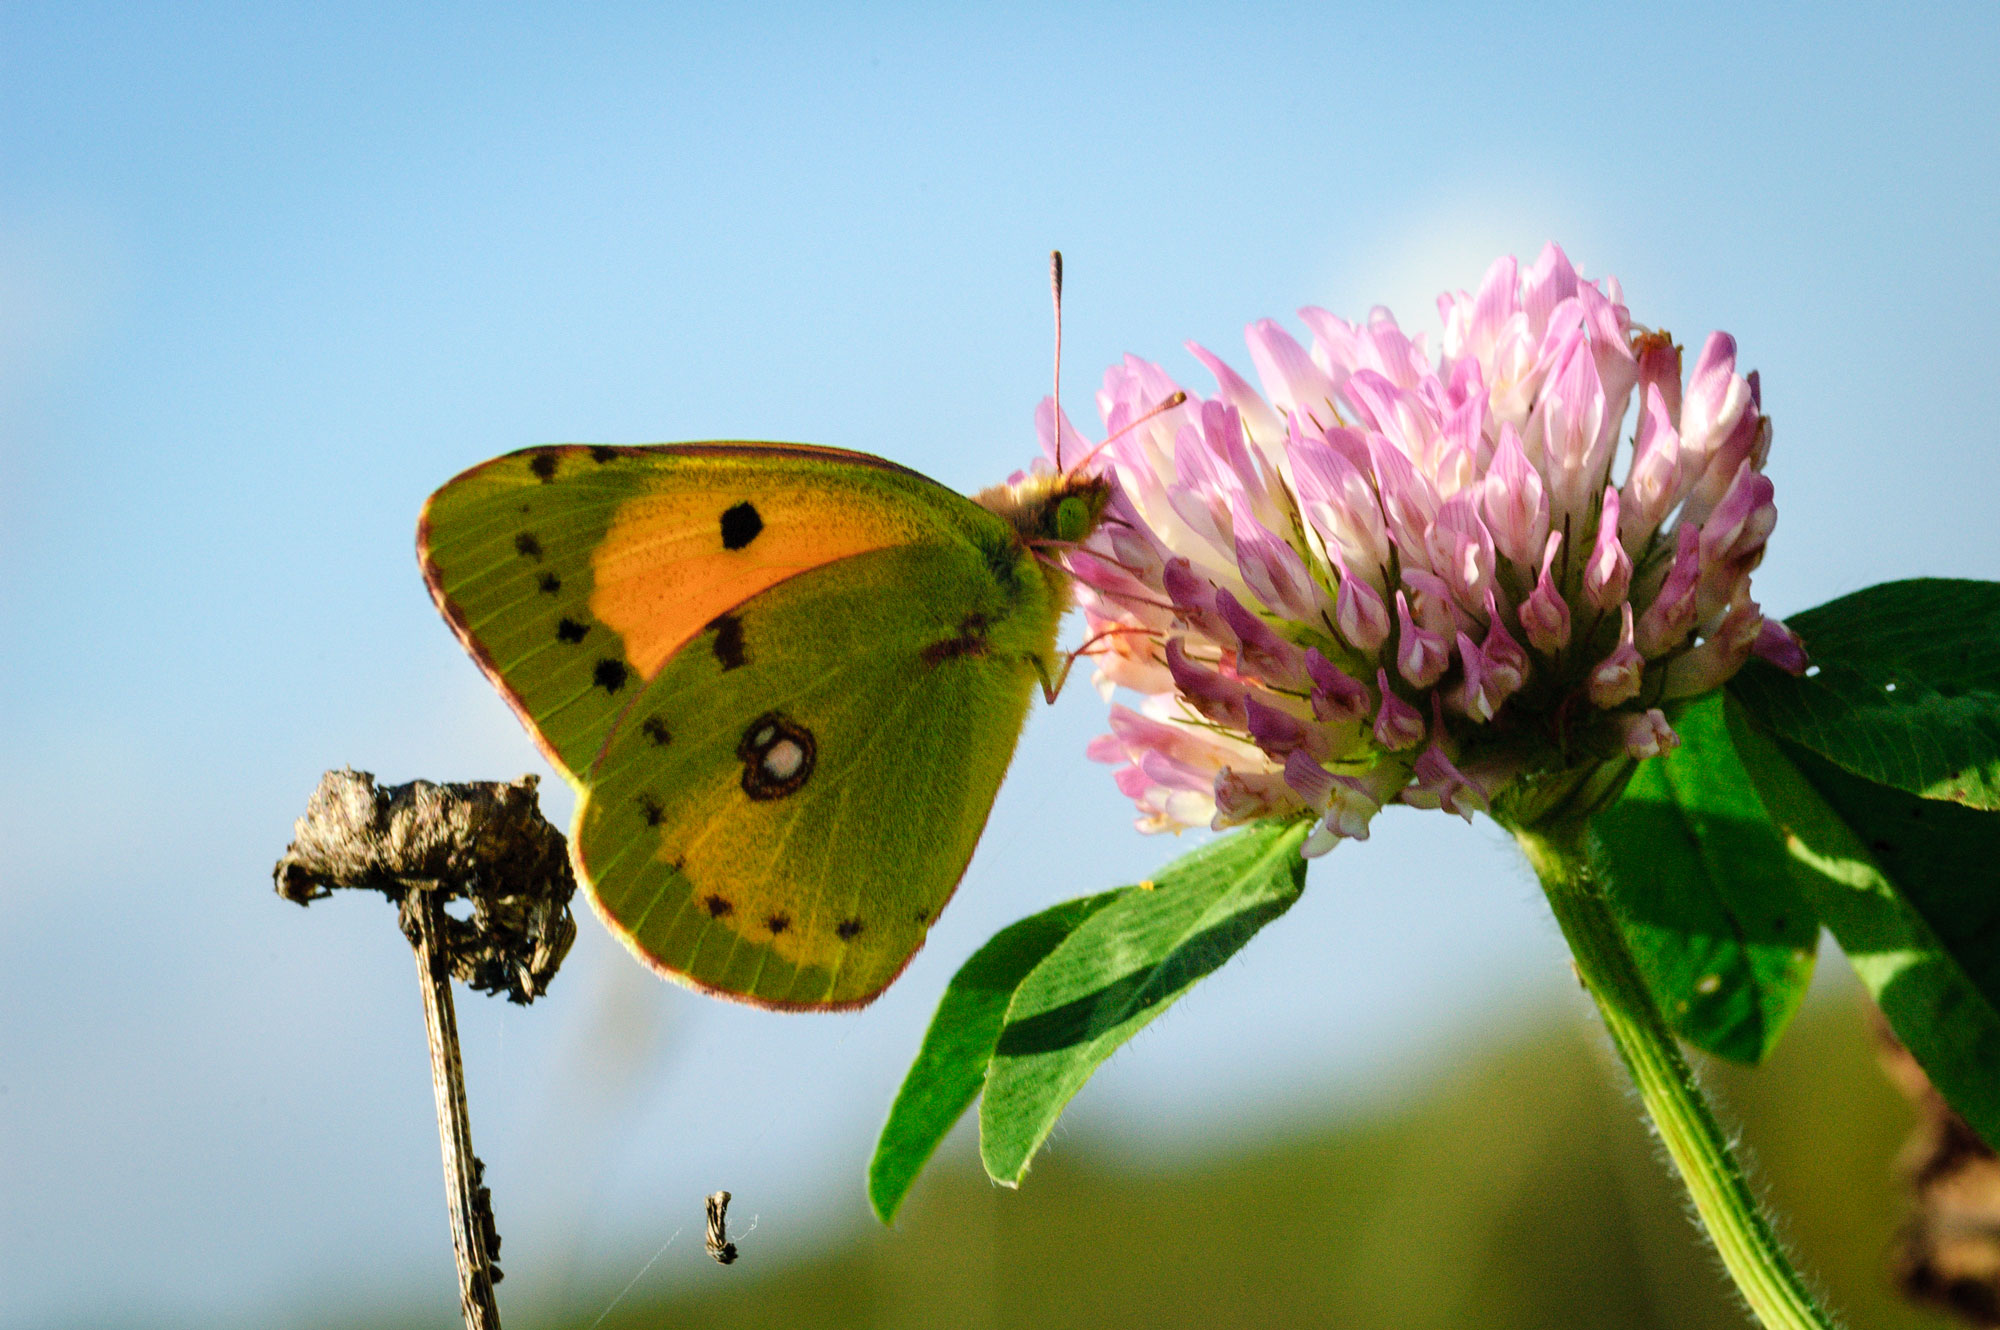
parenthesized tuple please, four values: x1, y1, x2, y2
(1054, 494, 1089, 543)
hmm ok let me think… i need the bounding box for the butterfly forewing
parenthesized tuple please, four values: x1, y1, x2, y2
(420, 443, 974, 781)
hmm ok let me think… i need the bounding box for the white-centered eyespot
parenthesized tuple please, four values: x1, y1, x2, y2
(737, 712, 816, 801)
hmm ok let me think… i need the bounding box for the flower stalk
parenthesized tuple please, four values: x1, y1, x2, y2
(1514, 824, 1839, 1330)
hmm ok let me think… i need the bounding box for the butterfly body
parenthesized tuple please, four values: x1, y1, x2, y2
(420, 442, 1106, 1009)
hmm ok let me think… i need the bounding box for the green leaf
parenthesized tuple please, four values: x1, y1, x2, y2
(868, 889, 1127, 1223)
(978, 819, 1311, 1185)
(1592, 694, 1818, 1064)
(1729, 578, 2000, 808)
(1727, 699, 2000, 1146)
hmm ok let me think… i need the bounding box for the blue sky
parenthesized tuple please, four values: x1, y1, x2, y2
(4, 3, 1997, 1325)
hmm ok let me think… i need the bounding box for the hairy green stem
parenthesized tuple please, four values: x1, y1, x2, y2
(1516, 826, 1839, 1330)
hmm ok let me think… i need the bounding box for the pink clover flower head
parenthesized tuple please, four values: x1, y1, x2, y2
(1047, 243, 1801, 850)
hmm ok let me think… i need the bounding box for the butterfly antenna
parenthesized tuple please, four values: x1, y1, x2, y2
(1050, 249, 1065, 471)
(1067, 390, 1190, 475)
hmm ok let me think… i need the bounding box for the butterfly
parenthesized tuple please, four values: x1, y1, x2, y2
(418, 440, 1110, 1009)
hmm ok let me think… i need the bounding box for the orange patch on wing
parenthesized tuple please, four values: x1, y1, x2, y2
(589, 485, 922, 680)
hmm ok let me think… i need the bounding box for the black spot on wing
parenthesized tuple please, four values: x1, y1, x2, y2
(529, 452, 559, 482)
(594, 658, 629, 692)
(556, 617, 588, 644)
(703, 894, 733, 918)
(641, 716, 672, 746)
(710, 613, 748, 671)
(921, 613, 991, 666)
(766, 913, 791, 935)
(515, 533, 543, 559)
(836, 918, 864, 941)
(590, 445, 618, 463)
(637, 794, 663, 826)
(538, 572, 561, 594)
(720, 501, 764, 550)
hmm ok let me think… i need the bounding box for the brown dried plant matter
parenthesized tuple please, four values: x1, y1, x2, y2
(274, 767, 577, 1001)
(275, 768, 580, 1330)
(1877, 1014, 2000, 1326)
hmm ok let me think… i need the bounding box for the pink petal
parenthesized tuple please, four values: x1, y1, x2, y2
(1426, 491, 1498, 614)
(1367, 433, 1441, 565)
(1521, 531, 1572, 652)
(1321, 774, 1384, 841)
(1373, 669, 1426, 750)
(1634, 330, 1683, 423)
(1395, 589, 1452, 688)
(1087, 733, 1128, 765)
(1213, 766, 1306, 827)
(1678, 332, 1751, 479)
(1441, 254, 1521, 365)
(1752, 616, 1809, 675)
(1282, 750, 1336, 806)
(1453, 631, 1496, 721)
(1406, 742, 1489, 822)
(1138, 747, 1213, 795)
(1521, 242, 1580, 337)
(1587, 603, 1645, 708)
(1583, 486, 1634, 611)
(1215, 587, 1311, 691)
(1345, 371, 1440, 473)
(1478, 591, 1530, 702)
(1481, 421, 1549, 569)
(1620, 384, 1683, 547)
(1635, 522, 1702, 657)
(1246, 693, 1313, 760)
(1245, 318, 1341, 427)
(1696, 464, 1776, 620)
(1662, 599, 1765, 699)
(1292, 434, 1393, 573)
(1161, 558, 1233, 643)
(1186, 341, 1286, 449)
(1533, 330, 1613, 531)
(1165, 637, 1249, 728)
(1306, 648, 1373, 723)
(1113, 764, 1154, 798)
(1618, 708, 1681, 759)
(1234, 508, 1324, 622)
(1331, 553, 1392, 654)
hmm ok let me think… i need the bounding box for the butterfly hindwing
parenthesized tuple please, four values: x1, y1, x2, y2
(578, 539, 1051, 1008)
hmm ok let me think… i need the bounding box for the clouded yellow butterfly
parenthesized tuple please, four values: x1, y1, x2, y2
(418, 441, 1109, 1009)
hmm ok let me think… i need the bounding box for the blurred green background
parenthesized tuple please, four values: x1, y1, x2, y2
(302, 976, 1941, 1330)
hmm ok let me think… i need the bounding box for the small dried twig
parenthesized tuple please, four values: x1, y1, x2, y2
(275, 768, 579, 1330)
(705, 1190, 739, 1265)
(407, 890, 505, 1328)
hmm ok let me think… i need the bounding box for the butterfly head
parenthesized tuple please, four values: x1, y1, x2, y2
(972, 469, 1112, 551)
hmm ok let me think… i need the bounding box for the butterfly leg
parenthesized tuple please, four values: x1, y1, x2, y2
(1037, 624, 1158, 704)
